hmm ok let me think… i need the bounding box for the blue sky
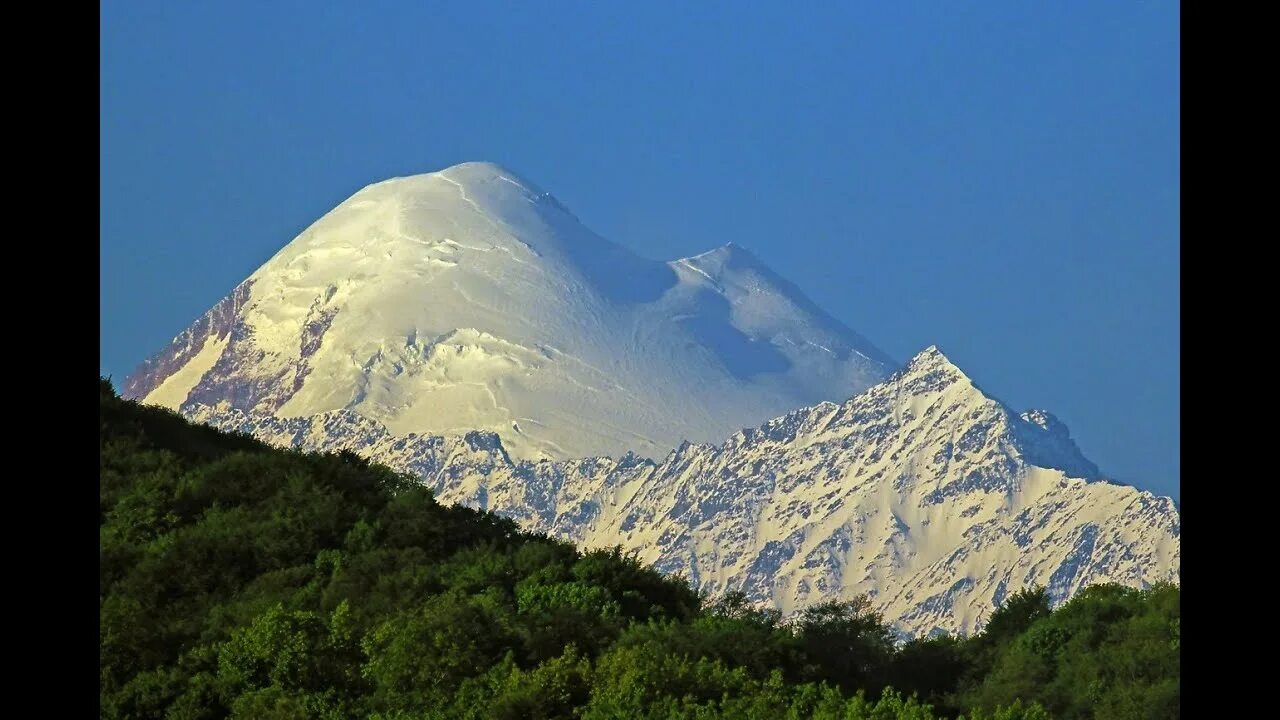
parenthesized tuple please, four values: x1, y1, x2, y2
(100, 2, 1179, 498)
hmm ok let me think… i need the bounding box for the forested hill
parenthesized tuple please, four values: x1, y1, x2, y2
(100, 378, 1179, 719)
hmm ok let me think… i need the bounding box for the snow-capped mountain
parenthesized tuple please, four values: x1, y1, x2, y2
(125, 161, 1178, 636)
(184, 345, 1180, 638)
(124, 161, 892, 461)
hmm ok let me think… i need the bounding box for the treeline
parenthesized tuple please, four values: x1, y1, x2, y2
(100, 378, 1178, 719)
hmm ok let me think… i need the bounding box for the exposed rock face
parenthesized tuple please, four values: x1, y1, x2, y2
(123, 280, 254, 404)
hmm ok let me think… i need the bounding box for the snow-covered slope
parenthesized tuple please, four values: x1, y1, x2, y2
(185, 345, 1180, 638)
(125, 161, 892, 461)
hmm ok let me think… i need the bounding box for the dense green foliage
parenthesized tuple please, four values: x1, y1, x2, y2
(100, 378, 1177, 718)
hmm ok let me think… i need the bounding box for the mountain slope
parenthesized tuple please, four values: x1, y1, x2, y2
(187, 346, 1180, 638)
(125, 161, 892, 461)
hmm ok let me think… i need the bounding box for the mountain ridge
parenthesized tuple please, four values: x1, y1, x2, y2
(184, 344, 1179, 638)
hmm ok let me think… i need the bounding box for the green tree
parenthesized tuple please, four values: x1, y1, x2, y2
(793, 596, 896, 694)
(360, 592, 520, 711)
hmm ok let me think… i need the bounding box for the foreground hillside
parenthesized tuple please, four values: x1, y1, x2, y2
(100, 379, 1178, 719)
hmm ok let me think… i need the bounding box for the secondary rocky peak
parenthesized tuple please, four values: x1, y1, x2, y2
(905, 344, 957, 370)
(1013, 409, 1101, 480)
(894, 345, 973, 397)
(1020, 409, 1068, 435)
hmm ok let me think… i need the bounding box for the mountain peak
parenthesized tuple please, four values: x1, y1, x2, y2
(429, 160, 542, 195)
(441, 160, 510, 172)
(903, 345, 964, 375)
(437, 160, 529, 182)
(890, 345, 974, 397)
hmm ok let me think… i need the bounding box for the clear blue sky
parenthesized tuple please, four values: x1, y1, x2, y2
(100, 2, 1179, 499)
